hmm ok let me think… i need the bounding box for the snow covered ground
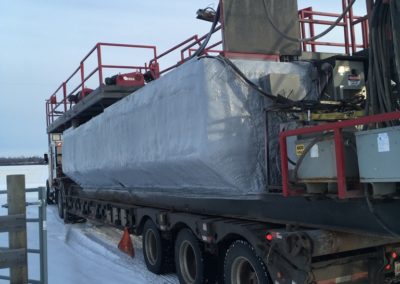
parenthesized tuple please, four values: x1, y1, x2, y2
(0, 165, 178, 284)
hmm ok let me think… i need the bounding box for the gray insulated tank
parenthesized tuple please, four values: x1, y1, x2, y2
(62, 58, 314, 195)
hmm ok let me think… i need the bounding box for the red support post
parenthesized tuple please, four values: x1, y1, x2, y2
(299, 10, 307, 51)
(347, 0, 357, 54)
(279, 111, 400, 199)
(280, 135, 290, 197)
(363, 20, 369, 49)
(62, 82, 67, 112)
(152, 46, 158, 67)
(308, 8, 317, 52)
(97, 44, 103, 86)
(45, 102, 49, 128)
(342, 0, 351, 54)
(80, 62, 85, 95)
(50, 103, 54, 123)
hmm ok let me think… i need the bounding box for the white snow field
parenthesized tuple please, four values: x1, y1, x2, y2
(0, 165, 178, 284)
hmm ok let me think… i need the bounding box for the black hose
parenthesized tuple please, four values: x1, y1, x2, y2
(367, 0, 399, 124)
(262, 0, 357, 43)
(205, 55, 291, 103)
(191, 5, 220, 59)
(364, 186, 400, 238)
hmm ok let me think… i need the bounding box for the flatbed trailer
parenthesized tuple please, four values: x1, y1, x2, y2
(57, 181, 400, 284)
(44, 1, 400, 283)
(75, 187, 400, 238)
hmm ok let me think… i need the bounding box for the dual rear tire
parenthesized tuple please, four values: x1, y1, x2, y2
(142, 220, 174, 274)
(224, 240, 270, 284)
(174, 231, 269, 284)
(174, 228, 211, 284)
(142, 223, 269, 284)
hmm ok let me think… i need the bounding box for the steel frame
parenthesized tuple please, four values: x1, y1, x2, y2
(45, 33, 224, 128)
(298, 0, 369, 54)
(279, 111, 400, 199)
(45, 43, 158, 127)
(46, 1, 371, 129)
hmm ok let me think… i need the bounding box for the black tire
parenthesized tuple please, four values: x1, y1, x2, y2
(175, 228, 208, 284)
(57, 188, 64, 219)
(142, 219, 174, 274)
(224, 240, 270, 284)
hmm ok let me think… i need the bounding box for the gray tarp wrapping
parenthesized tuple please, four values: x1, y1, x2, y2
(63, 58, 315, 194)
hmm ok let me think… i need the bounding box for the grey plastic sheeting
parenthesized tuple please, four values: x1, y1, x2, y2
(62, 58, 315, 195)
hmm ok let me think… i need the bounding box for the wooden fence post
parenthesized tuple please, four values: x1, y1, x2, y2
(7, 175, 28, 284)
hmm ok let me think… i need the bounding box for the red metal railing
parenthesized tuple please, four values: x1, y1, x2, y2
(46, 43, 158, 127)
(46, 1, 372, 128)
(46, 27, 225, 128)
(279, 112, 400, 200)
(149, 26, 222, 75)
(299, 0, 369, 54)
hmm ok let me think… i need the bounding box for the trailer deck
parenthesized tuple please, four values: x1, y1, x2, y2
(47, 85, 138, 134)
(73, 187, 400, 238)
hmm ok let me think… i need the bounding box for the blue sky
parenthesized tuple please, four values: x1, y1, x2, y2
(0, 0, 367, 156)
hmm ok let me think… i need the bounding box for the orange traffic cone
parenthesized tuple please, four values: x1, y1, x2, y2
(118, 228, 135, 257)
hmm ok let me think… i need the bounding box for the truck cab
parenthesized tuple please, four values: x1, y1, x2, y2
(46, 133, 63, 204)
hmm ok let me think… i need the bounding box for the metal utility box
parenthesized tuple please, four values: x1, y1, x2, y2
(318, 56, 367, 101)
(260, 73, 303, 101)
(221, 0, 301, 56)
(295, 133, 359, 182)
(355, 126, 400, 182)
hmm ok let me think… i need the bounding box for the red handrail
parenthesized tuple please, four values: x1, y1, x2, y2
(298, 0, 369, 54)
(46, 43, 158, 127)
(279, 112, 400, 200)
(47, 1, 371, 129)
(47, 27, 225, 128)
(150, 25, 222, 75)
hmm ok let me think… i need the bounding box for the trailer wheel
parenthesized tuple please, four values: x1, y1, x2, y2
(142, 219, 174, 274)
(57, 188, 64, 219)
(224, 240, 270, 284)
(175, 228, 209, 284)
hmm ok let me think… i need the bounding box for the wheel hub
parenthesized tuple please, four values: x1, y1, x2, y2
(179, 240, 197, 283)
(231, 256, 259, 284)
(144, 229, 158, 265)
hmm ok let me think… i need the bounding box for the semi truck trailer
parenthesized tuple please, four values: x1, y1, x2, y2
(45, 0, 400, 283)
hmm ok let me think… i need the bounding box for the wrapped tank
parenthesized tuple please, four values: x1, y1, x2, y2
(62, 57, 315, 195)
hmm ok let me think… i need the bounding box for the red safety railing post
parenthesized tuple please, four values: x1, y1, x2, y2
(363, 20, 369, 49)
(348, 0, 357, 54)
(299, 10, 307, 51)
(280, 135, 290, 197)
(62, 82, 67, 112)
(97, 44, 103, 86)
(80, 62, 85, 95)
(152, 47, 158, 66)
(342, 0, 351, 54)
(279, 112, 400, 199)
(50, 103, 54, 123)
(45, 102, 49, 128)
(152, 47, 160, 78)
(308, 8, 317, 52)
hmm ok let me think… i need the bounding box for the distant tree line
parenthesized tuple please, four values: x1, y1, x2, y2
(0, 156, 46, 166)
